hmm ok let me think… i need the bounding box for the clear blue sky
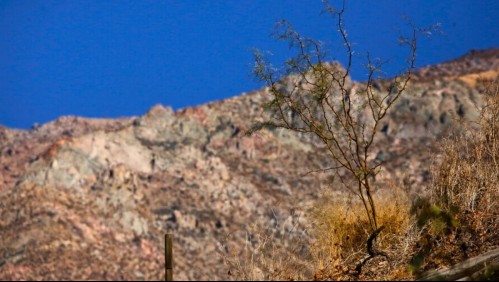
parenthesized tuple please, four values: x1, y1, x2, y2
(1, 0, 498, 129)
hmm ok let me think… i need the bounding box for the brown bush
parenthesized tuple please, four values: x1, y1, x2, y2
(410, 77, 499, 275)
(309, 186, 418, 280)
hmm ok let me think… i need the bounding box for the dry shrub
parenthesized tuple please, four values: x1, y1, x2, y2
(221, 78, 498, 281)
(410, 77, 499, 275)
(219, 222, 312, 281)
(309, 186, 417, 280)
(431, 85, 498, 216)
(220, 188, 418, 281)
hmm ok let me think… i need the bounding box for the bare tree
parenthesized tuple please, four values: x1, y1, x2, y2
(249, 0, 422, 273)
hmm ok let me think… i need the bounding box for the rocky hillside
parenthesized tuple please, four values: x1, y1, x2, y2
(0, 48, 498, 280)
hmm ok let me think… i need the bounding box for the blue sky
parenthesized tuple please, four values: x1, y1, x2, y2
(1, 0, 498, 129)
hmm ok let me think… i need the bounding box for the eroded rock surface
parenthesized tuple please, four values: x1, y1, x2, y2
(0, 48, 498, 280)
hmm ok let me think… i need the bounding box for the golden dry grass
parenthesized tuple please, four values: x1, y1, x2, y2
(308, 187, 418, 280)
(410, 77, 499, 276)
(220, 222, 312, 281)
(221, 188, 420, 281)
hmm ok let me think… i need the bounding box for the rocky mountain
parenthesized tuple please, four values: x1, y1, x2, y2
(1, 48, 498, 280)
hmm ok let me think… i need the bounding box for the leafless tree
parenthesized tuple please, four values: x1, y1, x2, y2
(249, 0, 424, 273)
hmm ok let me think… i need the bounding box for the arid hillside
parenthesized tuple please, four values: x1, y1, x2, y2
(0, 48, 498, 280)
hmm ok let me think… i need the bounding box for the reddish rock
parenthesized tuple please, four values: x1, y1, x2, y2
(0, 49, 498, 280)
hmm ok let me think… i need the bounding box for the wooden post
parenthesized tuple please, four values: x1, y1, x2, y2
(165, 234, 173, 281)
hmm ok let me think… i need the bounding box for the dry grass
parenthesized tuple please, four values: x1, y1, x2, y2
(221, 78, 499, 281)
(308, 187, 418, 280)
(430, 85, 498, 215)
(219, 222, 312, 281)
(220, 187, 420, 281)
(410, 77, 499, 276)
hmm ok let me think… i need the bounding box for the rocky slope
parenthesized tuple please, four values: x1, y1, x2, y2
(0, 48, 498, 280)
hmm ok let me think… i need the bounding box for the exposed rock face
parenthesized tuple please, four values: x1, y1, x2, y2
(0, 48, 498, 280)
(414, 48, 499, 82)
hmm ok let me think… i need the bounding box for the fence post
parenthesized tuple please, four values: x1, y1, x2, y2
(165, 234, 173, 281)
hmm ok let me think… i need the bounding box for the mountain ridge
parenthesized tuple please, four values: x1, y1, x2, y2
(0, 48, 498, 280)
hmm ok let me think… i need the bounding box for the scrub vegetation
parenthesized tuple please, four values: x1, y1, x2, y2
(223, 1, 499, 280)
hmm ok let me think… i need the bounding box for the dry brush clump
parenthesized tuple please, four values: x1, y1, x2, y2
(409, 77, 499, 276)
(219, 222, 312, 281)
(220, 186, 421, 281)
(309, 186, 419, 281)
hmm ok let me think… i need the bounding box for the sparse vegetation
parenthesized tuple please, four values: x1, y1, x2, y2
(224, 0, 499, 281)
(225, 74, 498, 280)
(220, 223, 310, 281)
(409, 77, 499, 279)
(246, 0, 421, 277)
